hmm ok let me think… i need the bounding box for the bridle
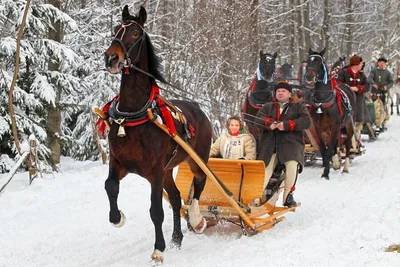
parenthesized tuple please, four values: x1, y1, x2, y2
(112, 20, 146, 68)
(305, 54, 328, 86)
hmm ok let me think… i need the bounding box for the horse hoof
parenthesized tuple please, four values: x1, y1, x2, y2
(151, 249, 164, 264)
(169, 241, 182, 250)
(342, 169, 349, 173)
(321, 175, 329, 180)
(111, 211, 126, 228)
(192, 217, 207, 234)
(332, 155, 340, 170)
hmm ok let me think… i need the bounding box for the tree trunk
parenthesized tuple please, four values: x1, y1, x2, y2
(249, 0, 259, 73)
(289, 0, 297, 65)
(297, 0, 305, 63)
(345, 0, 353, 57)
(46, 0, 63, 166)
(303, 0, 311, 56)
(321, 0, 330, 61)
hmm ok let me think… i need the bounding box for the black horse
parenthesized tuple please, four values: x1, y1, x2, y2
(103, 6, 212, 263)
(331, 56, 346, 75)
(242, 50, 277, 139)
(278, 63, 295, 80)
(305, 48, 356, 179)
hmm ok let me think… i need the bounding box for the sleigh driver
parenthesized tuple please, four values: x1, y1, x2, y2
(255, 81, 311, 207)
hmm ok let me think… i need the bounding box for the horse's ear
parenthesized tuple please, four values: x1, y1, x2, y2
(259, 50, 264, 58)
(137, 6, 147, 25)
(308, 48, 314, 55)
(122, 5, 130, 21)
(320, 47, 326, 56)
(273, 52, 278, 58)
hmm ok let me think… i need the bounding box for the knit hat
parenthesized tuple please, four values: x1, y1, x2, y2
(274, 80, 292, 93)
(377, 57, 387, 63)
(349, 55, 363, 66)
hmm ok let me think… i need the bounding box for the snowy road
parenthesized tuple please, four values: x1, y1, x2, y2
(1, 118, 399, 267)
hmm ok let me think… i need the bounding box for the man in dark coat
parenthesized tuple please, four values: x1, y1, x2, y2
(255, 81, 311, 207)
(337, 55, 371, 147)
(367, 57, 394, 131)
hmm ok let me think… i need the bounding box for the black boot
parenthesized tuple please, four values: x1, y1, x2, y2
(283, 192, 297, 208)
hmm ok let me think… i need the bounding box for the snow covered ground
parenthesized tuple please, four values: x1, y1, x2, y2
(1, 118, 399, 267)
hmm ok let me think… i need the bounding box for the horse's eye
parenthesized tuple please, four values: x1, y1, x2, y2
(132, 30, 140, 38)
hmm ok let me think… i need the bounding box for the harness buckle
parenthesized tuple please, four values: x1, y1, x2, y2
(124, 58, 131, 68)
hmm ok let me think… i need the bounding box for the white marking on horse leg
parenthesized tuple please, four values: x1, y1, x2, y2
(342, 158, 350, 173)
(332, 154, 340, 170)
(188, 199, 207, 233)
(151, 249, 164, 264)
(111, 211, 126, 228)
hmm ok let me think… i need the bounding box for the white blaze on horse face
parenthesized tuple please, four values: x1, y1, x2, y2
(266, 56, 272, 62)
(310, 56, 315, 62)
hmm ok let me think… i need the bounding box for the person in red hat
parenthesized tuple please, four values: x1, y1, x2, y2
(337, 55, 372, 149)
(255, 80, 311, 207)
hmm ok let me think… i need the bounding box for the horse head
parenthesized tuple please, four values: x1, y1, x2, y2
(104, 6, 147, 74)
(258, 50, 277, 81)
(279, 63, 294, 79)
(305, 48, 327, 86)
(331, 56, 346, 75)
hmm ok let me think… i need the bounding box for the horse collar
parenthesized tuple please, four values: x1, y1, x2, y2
(311, 90, 336, 111)
(108, 84, 159, 128)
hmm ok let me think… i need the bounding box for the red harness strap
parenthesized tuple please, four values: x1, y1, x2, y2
(153, 85, 177, 136)
(330, 74, 344, 116)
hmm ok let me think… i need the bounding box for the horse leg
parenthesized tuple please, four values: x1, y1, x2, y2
(332, 136, 340, 170)
(320, 142, 330, 179)
(390, 100, 394, 115)
(397, 95, 400, 115)
(343, 124, 353, 173)
(105, 158, 128, 227)
(149, 168, 166, 263)
(163, 170, 183, 249)
(186, 158, 207, 233)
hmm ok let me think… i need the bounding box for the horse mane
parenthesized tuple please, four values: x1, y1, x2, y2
(124, 12, 167, 84)
(144, 33, 167, 84)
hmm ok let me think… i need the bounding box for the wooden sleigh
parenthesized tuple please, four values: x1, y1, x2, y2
(173, 158, 300, 235)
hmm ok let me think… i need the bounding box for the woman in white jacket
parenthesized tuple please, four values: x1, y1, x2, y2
(209, 116, 257, 160)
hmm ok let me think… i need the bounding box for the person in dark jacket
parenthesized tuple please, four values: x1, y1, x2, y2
(337, 55, 371, 148)
(368, 57, 394, 131)
(255, 81, 311, 207)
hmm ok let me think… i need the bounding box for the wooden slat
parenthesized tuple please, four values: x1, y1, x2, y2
(175, 158, 265, 207)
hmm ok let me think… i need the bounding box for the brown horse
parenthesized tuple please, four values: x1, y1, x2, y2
(305, 48, 356, 179)
(242, 51, 277, 139)
(103, 6, 212, 263)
